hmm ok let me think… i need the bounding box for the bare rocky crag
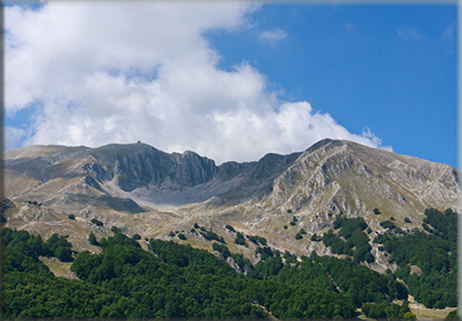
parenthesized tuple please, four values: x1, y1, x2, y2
(3, 138, 461, 269)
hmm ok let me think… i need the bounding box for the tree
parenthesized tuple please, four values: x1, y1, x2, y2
(89, 232, 99, 246)
(55, 246, 73, 262)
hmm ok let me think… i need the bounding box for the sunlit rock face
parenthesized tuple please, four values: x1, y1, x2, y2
(3, 139, 460, 259)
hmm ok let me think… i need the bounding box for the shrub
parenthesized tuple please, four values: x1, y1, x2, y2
(295, 232, 303, 240)
(311, 233, 322, 242)
(89, 232, 99, 246)
(404, 217, 412, 223)
(234, 237, 248, 247)
(133, 234, 141, 240)
(373, 208, 381, 215)
(287, 209, 293, 214)
(55, 246, 73, 262)
(380, 220, 396, 230)
(68, 214, 76, 220)
(177, 233, 187, 240)
(404, 312, 417, 320)
(225, 224, 236, 233)
(91, 218, 103, 226)
(445, 310, 458, 320)
(202, 231, 225, 243)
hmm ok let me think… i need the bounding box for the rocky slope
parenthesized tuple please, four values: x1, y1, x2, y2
(3, 139, 460, 266)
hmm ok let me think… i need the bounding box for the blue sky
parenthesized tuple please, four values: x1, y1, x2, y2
(4, 2, 457, 167)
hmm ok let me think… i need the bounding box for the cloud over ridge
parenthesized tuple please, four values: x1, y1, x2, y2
(5, 2, 389, 164)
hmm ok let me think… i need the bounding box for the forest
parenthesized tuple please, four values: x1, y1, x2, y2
(1, 208, 457, 320)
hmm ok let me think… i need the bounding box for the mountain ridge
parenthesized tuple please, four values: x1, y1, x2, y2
(3, 138, 460, 264)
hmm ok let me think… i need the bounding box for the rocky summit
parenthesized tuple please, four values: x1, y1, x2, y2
(2, 139, 460, 266)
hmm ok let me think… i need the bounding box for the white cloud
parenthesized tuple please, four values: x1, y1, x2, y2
(397, 26, 425, 42)
(344, 22, 354, 30)
(258, 28, 287, 45)
(441, 23, 455, 41)
(5, 2, 388, 164)
(4, 127, 27, 151)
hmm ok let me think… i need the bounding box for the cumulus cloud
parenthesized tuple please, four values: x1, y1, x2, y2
(258, 28, 287, 45)
(5, 2, 388, 164)
(4, 127, 27, 151)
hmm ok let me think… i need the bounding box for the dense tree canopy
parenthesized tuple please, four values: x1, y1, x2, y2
(1, 207, 457, 319)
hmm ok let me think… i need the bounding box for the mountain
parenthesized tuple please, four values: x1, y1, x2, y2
(3, 139, 460, 265)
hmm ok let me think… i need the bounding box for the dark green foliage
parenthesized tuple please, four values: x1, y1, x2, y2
(289, 221, 296, 226)
(193, 223, 200, 229)
(168, 231, 175, 237)
(311, 233, 322, 242)
(132, 233, 141, 240)
(287, 209, 292, 213)
(2, 228, 52, 261)
(295, 232, 303, 240)
(202, 231, 225, 243)
(379, 208, 457, 309)
(283, 225, 288, 229)
(292, 216, 298, 222)
(2, 228, 373, 320)
(212, 242, 231, 259)
(234, 233, 248, 247)
(316, 255, 408, 307)
(229, 253, 253, 271)
(2, 228, 127, 319)
(177, 233, 187, 240)
(111, 226, 121, 233)
(374, 234, 388, 244)
(299, 228, 307, 235)
(373, 208, 381, 215)
(322, 217, 374, 263)
(404, 217, 412, 223)
(367, 227, 372, 234)
(68, 214, 75, 220)
(445, 309, 458, 320)
(46, 233, 74, 262)
(380, 220, 396, 229)
(255, 246, 274, 261)
(390, 216, 396, 221)
(89, 232, 99, 246)
(283, 251, 298, 264)
(361, 301, 412, 320)
(91, 218, 103, 226)
(225, 224, 236, 232)
(54, 246, 73, 262)
(247, 235, 267, 246)
(423, 208, 457, 242)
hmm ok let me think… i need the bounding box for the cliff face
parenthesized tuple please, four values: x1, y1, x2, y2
(3, 139, 460, 259)
(4, 139, 460, 215)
